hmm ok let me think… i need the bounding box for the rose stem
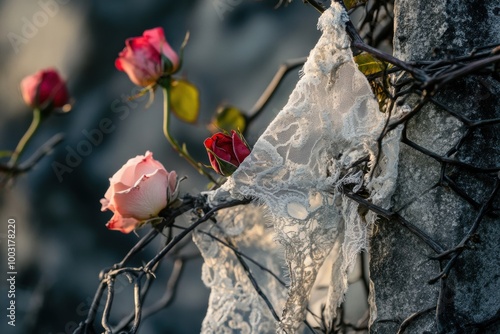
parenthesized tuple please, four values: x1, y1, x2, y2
(9, 108, 43, 167)
(162, 85, 217, 183)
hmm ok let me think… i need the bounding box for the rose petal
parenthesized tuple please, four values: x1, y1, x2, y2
(38, 70, 69, 108)
(115, 57, 125, 71)
(115, 38, 162, 86)
(132, 151, 167, 181)
(143, 27, 179, 71)
(115, 57, 159, 87)
(166, 170, 178, 202)
(142, 27, 164, 53)
(100, 198, 110, 211)
(106, 212, 140, 234)
(231, 131, 251, 164)
(109, 153, 151, 188)
(20, 69, 69, 108)
(205, 150, 221, 174)
(212, 133, 237, 165)
(112, 169, 169, 220)
(102, 181, 131, 211)
(212, 146, 234, 164)
(103, 151, 167, 210)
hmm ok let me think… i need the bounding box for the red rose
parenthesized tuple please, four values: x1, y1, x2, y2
(20, 68, 69, 111)
(204, 130, 251, 176)
(115, 27, 180, 87)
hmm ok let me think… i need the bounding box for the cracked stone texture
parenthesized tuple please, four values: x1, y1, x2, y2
(369, 1, 500, 333)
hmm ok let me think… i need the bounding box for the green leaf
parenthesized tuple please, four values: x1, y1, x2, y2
(169, 79, 199, 124)
(343, 0, 368, 10)
(354, 53, 386, 76)
(209, 105, 246, 133)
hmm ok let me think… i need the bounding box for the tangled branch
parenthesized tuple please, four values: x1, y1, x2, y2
(74, 196, 251, 334)
(76, 1, 500, 333)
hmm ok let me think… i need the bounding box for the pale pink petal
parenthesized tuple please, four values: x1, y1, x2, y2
(166, 171, 178, 202)
(132, 151, 167, 181)
(168, 170, 177, 193)
(20, 71, 43, 107)
(102, 181, 132, 211)
(100, 198, 110, 211)
(103, 180, 130, 202)
(115, 58, 158, 87)
(113, 169, 169, 220)
(101, 151, 178, 233)
(106, 213, 140, 234)
(109, 153, 149, 187)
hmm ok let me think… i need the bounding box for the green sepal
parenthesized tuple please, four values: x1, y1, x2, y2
(209, 105, 247, 134)
(206, 147, 238, 176)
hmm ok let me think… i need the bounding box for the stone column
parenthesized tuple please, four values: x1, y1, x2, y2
(369, 1, 500, 333)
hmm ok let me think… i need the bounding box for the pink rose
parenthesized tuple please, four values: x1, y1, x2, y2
(115, 27, 180, 87)
(204, 130, 251, 176)
(100, 151, 179, 233)
(20, 68, 69, 111)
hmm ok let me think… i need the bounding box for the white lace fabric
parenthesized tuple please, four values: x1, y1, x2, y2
(193, 204, 287, 333)
(194, 2, 401, 333)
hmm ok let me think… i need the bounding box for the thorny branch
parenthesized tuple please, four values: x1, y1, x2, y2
(343, 190, 445, 254)
(75, 1, 500, 333)
(346, 32, 500, 334)
(0, 133, 64, 187)
(247, 57, 307, 124)
(74, 196, 251, 334)
(190, 227, 321, 333)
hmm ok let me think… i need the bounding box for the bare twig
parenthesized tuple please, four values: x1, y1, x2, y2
(75, 196, 252, 334)
(142, 198, 251, 273)
(0, 133, 64, 187)
(247, 57, 306, 125)
(112, 259, 185, 332)
(229, 237, 282, 322)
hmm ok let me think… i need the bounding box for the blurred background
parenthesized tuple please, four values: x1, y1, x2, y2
(0, 0, 325, 333)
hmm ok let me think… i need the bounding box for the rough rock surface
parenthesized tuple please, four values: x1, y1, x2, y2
(369, 1, 500, 333)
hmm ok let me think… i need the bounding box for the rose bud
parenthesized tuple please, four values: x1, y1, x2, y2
(204, 130, 251, 176)
(115, 27, 180, 87)
(100, 151, 180, 234)
(20, 68, 69, 112)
